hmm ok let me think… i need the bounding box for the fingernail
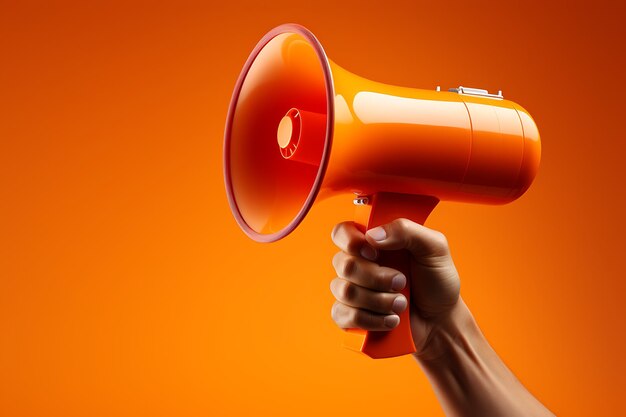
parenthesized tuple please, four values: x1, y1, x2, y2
(360, 245, 377, 261)
(367, 227, 387, 242)
(391, 274, 406, 291)
(392, 295, 407, 313)
(384, 315, 400, 329)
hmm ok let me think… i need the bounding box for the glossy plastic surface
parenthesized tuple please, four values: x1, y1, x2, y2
(224, 25, 333, 241)
(224, 24, 541, 243)
(276, 108, 327, 166)
(323, 64, 541, 204)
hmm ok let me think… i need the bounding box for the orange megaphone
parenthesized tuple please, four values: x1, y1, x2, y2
(224, 24, 541, 358)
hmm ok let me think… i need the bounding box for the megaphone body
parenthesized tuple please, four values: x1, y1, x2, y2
(224, 24, 541, 358)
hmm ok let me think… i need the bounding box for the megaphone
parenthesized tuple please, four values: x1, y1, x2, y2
(224, 24, 541, 358)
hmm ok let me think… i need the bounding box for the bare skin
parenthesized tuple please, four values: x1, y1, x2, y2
(330, 219, 555, 417)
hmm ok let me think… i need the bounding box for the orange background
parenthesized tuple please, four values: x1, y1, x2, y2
(1, 1, 625, 416)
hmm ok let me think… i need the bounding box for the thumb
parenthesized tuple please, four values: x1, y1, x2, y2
(364, 218, 450, 260)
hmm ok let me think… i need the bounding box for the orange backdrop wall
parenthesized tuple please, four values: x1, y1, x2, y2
(1, 1, 625, 416)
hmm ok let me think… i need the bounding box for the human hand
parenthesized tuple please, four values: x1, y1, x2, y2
(329, 219, 461, 357)
(330, 219, 555, 416)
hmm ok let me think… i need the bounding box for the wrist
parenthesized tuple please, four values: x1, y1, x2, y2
(413, 297, 556, 417)
(413, 297, 485, 364)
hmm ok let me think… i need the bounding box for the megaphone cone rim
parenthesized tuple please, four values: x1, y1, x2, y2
(224, 23, 335, 242)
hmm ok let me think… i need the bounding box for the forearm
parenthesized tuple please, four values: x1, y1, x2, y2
(414, 299, 554, 417)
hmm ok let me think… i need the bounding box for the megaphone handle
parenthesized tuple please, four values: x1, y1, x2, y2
(343, 192, 439, 359)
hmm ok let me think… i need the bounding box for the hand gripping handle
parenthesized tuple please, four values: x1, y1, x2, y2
(343, 193, 438, 359)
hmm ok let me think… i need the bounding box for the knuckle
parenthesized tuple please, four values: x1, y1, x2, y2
(377, 293, 394, 311)
(345, 238, 361, 255)
(332, 251, 343, 270)
(395, 218, 419, 247)
(367, 291, 389, 312)
(340, 255, 357, 278)
(396, 218, 415, 231)
(345, 308, 358, 327)
(398, 220, 418, 247)
(340, 280, 357, 302)
(353, 310, 374, 328)
(375, 270, 394, 291)
(331, 302, 340, 323)
(431, 231, 449, 252)
(331, 222, 344, 242)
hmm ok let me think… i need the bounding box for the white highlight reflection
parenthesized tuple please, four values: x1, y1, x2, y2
(353, 92, 466, 128)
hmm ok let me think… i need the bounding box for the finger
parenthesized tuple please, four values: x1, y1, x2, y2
(364, 218, 450, 260)
(330, 277, 408, 315)
(332, 251, 406, 292)
(331, 221, 377, 261)
(331, 301, 400, 330)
